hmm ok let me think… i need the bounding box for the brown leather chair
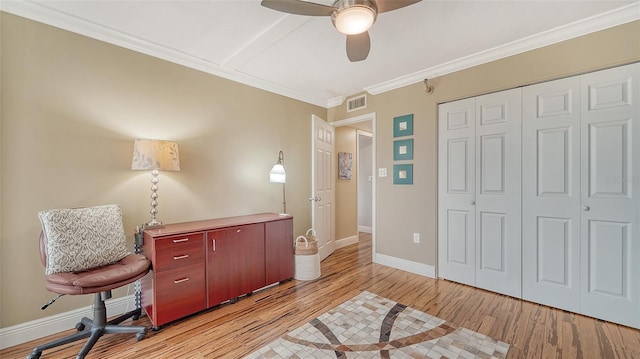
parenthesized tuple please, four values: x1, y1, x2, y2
(28, 205, 151, 359)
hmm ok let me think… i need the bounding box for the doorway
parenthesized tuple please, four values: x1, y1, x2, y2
(331, 113, 376, 256)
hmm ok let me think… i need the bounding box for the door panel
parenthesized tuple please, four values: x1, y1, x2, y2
(536, 216, 572, 286)
(312, 115, 335, 261)
(438, 98, 476, 286)
(522, 77, 580, 312)
(580, 63, 639, 328)
(474, 89, 522, 297)
(479, 211, 506, 272)
(523, 76, 581, 311)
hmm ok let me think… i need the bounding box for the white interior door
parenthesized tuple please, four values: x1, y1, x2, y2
(438, 98, 476, 286)
(579, 63, 639, 328)
(522, 76, 582, 312)
(312, 114, 335, 260)
(474, 89, 522, 297)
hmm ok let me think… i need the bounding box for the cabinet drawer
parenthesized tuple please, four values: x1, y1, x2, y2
(154, 233, 204, 272)
(155, 262, 206, 326)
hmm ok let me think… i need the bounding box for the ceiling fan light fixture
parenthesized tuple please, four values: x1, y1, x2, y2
(332, 1, 377, 35)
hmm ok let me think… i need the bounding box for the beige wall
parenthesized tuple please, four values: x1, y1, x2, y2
(335, 127, 358, 241)
(328, 21, 640, 267)
(0, 12, 325, 327)
(1, 10, 639, 331)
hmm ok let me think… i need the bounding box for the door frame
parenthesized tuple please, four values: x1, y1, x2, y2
(329, 112, 377, 261)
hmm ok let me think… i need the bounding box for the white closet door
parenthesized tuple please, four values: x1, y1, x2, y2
(522, 76, 582, 311)
(579, 63, 640, 328)
(438, 98, 476, 286)
(474, 89, 522, 297)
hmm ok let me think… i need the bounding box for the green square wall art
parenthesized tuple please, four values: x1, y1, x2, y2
(393, 139, 413, 161)
(393, 164, 413, 185)
(393, 114, 413, 137)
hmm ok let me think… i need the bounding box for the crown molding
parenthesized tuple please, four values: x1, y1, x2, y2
(0, 1, 329, 108)
(2, 1, 638, 108)
(364, 2, 640, 96)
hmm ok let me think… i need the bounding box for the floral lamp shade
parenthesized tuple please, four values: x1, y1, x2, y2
(131, 139, 180, 171)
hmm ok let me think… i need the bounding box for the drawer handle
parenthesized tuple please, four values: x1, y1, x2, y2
(236, 229, 242, 233)
(173, 238, 189, 243)
(212, 239, 216, 252)
(174, 278, 190, 284)
(173, 254, 189, 260)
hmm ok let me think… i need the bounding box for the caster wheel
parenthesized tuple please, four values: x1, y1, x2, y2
(132, 314, 141, 320)
(27, 352, 41, 359)
(229, 297, 238, 304)
(136, 332, 146, 341)
(75, 323, 85, 331)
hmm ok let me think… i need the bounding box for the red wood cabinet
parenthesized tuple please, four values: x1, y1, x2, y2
(207, 224, 266, 306)
(141, 213, 293, 328)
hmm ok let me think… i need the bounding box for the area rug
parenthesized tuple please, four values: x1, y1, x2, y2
(245, 291, 509, 358)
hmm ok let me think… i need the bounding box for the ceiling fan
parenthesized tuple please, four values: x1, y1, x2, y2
(261, 0, 422, 62)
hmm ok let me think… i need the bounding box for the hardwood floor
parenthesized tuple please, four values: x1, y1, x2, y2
(3, 233, 639, 358)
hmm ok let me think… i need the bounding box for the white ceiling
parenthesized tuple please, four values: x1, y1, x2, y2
(2, 1, 638, 108)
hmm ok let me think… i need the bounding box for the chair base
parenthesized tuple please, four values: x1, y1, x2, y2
(27, 291, 148, 359)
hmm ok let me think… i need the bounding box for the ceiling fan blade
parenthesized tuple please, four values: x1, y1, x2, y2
(261, 0, 336, 16)
(346, 32, 371, 62)
(376, 0, 422, 13)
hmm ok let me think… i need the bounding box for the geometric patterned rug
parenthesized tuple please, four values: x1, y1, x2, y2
(244, 291, 510, 358)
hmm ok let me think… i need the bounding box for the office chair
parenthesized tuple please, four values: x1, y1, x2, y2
(28, 205, 151, 359)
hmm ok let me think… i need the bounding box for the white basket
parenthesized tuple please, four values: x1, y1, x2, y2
(294, 252, 320, 280)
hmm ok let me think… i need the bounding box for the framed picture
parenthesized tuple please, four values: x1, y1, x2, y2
(338, 152, 353, 180)
(393, 139, 413, 161)
(393, 114, 414, 137)
(393, 164, 413, 185)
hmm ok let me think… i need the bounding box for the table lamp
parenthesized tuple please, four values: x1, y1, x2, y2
(131, 139, 180, 227)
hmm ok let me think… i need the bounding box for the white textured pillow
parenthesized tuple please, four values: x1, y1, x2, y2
(38, 205, 131, 275)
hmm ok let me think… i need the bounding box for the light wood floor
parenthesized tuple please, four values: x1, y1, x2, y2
(3, 233, 640, 358)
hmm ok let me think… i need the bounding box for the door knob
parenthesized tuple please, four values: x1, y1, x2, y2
(469, 201, 476, 205)
(308, 196, 321, 202)
(582, 206, 590, 211)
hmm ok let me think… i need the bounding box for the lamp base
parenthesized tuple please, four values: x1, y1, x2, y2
(143, 219, 163, 228)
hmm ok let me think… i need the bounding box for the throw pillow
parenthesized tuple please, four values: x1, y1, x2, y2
(38, 205, 131, 275)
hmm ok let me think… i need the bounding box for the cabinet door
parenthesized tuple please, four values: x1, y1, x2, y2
(207, 224, 266, 306)
(522, 76, 582, 311)
(265, 218, 294, 284)
(579, 63, 640, 328)
(438, 98, 477, 286)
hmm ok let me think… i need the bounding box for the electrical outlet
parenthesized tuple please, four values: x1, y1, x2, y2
(413, 233, 420, 243)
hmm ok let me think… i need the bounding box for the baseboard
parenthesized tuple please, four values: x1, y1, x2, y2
(335, 235, 358, 249)
(0, 295, 136, 350)
(373, 253, 436, 278)
(358, 225, 372, 234)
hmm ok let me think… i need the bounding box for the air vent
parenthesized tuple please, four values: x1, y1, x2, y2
(347, 94, 367, 112)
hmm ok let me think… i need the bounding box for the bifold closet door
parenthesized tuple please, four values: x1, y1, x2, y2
(474, 90, 522, 297)
(523, 62, 639, 328)
(438, 98, 476, 286)
(522, 76, 582, 312)
(579, 63, 639, 328)
(438, 89, 522, 298)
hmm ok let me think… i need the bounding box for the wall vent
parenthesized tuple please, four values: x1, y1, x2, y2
(347, 94, 367, 112)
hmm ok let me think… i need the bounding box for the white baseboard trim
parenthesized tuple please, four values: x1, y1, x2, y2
(373, 253, 436, 278)
(335, 235, 358, 249)
(0, 295, 136, 350)
(358, 225, 372, 233)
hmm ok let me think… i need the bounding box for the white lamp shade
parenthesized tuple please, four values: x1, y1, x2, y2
(270, 164, 286, 183)
(333, 6, 376, 35)
(131, 139, 180, 171)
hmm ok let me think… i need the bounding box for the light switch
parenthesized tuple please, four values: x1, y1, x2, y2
(378, 168, 388, 177)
